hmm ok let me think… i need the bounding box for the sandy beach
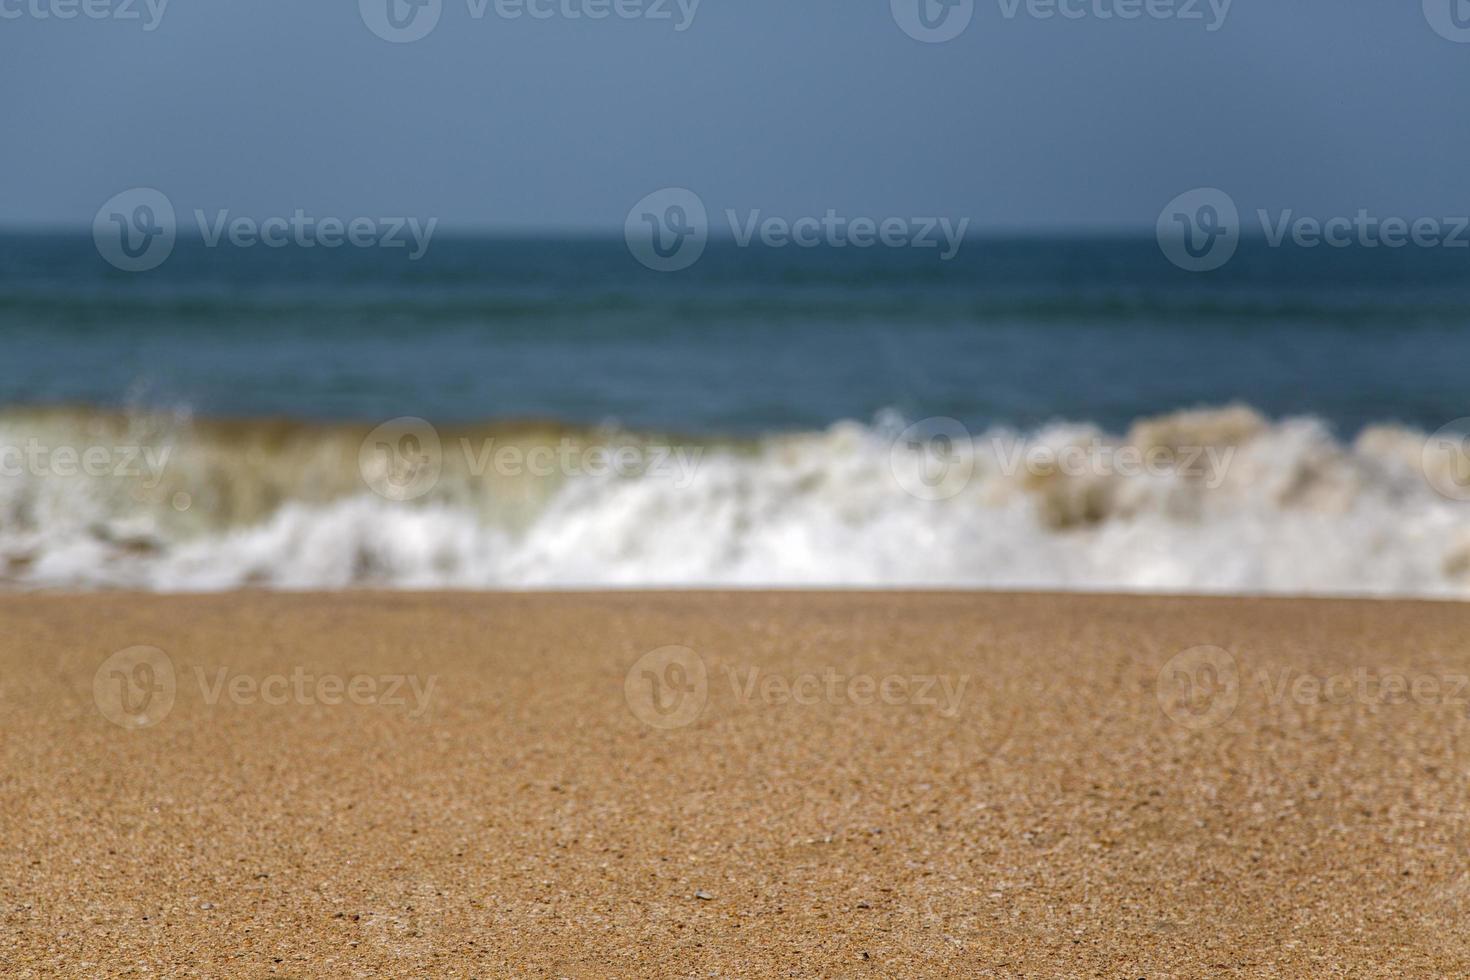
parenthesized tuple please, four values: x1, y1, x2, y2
(4, 591, 1470, 977)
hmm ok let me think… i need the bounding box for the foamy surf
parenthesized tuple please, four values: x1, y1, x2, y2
(0, 405, 1468, 595)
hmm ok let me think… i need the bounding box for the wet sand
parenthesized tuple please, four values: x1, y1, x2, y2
(4, 591, 1469, 977)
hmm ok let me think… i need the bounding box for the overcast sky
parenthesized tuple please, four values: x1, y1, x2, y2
(2, 0, 1467, 232)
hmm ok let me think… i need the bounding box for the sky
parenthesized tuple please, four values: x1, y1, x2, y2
(1, 0, 1468, 232)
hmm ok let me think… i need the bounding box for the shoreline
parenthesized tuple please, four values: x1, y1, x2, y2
(6, 591, 1470, 976)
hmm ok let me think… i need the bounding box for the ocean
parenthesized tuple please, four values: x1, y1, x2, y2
(2, 232, 1468, 594)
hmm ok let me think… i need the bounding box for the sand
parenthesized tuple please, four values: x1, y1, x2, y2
(3, 591, 1469, 978)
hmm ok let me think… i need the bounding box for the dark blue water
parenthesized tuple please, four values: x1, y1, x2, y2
(3, 233, 1468, 435)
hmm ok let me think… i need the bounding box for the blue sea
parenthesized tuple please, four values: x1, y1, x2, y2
(1, 233, 1468, 594)
(5, 234, 1469, 433)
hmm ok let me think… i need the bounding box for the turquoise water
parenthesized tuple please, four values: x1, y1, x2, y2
(2, 233, 1466, 435)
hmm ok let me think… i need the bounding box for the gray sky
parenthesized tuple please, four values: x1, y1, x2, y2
(2, 0, 1467, 232)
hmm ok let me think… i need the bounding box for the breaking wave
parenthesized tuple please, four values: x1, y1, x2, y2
(1, 404, 1469, 596)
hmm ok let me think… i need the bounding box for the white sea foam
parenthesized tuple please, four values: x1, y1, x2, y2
(1, 406, 1468, 595)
